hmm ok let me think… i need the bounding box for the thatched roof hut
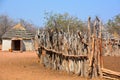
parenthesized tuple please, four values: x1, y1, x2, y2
(2, 23, 35, 51)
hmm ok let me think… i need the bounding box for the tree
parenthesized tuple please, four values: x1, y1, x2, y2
(107, 14, 120, 36)
(0, 15, 15, 44)
(44, 12, 87, 33)
(0, 14, 37, 44)
(19, 19, 37, 35)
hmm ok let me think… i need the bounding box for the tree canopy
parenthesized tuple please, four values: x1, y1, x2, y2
(0, 13, 120, 44)
(107, 14, 120, 36)
(44, 12, 87, 33)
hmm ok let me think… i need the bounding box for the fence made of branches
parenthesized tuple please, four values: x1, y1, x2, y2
(35, 17, 120, 79)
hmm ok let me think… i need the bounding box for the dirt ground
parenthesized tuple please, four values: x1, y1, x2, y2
(103, 56, 120, 72)
(0, 44, 119, 80)
(1, 50, 98, 80)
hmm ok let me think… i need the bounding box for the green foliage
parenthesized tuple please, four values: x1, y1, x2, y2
(107, 14, 120, 35)
(44, 12, 87, 33)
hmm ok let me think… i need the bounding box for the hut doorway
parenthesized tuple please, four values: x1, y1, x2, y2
(12, 40, 21, 51)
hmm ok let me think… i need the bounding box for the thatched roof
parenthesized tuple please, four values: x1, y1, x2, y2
(2, 23, 34, 39)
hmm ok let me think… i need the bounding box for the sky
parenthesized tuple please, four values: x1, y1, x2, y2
(0, 0, 120, 27)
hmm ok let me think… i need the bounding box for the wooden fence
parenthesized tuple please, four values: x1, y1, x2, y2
(36, 17, 120, 79)
(38, 46, 89, 77)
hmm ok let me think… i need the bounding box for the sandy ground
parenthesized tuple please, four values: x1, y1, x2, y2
(0, 51, 92, 80)
(0, 44, 119, 80)
(103, 56, 120, 72)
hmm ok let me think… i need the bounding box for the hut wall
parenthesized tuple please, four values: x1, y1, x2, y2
(2, 39, 11, 51)
(23, 39, 33, 51)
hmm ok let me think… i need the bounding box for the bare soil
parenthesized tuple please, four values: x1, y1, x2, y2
(0, 51, 90, 80)
(0, 44, 118, 80)
(103, 56, 120, 72)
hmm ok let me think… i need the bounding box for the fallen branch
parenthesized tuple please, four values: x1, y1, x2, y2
(102, 76, 119, 80)
(102, 68, 120, 79)
(102, 68, 120, 76)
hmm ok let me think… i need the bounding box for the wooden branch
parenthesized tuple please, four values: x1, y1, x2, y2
(40, 46, 88, 59)
(102, 68, 120, 77)
(96, 16, 100, 22)
(88, 17, 91, 38)
(78, 32, 88, 46)
(102, 76, 119, 80)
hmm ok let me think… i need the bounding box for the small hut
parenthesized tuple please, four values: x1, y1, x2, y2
(2, 23, 35, 51)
